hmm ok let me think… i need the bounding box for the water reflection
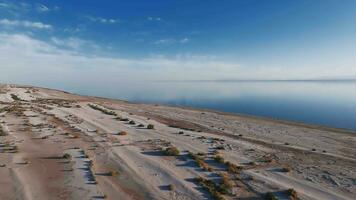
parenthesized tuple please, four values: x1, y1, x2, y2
(64, 81, 356, 130)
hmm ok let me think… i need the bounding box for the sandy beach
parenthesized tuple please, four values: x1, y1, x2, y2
(0, 84, 355, 200)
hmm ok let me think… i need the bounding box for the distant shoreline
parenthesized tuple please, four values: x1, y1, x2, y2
(2, 83, 356, 133)
(156, 79, 356, 82)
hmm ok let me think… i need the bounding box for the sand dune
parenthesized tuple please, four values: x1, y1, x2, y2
(0, 84, 355, 200)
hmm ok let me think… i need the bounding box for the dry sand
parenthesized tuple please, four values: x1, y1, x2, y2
(0, 84, 355, 200)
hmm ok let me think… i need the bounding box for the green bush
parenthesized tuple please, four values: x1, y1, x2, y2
(287, 188, 298, 199)
(63, 153, 71, 159)
(265, 192, 277, 200)
(164, 147, 180, 156)
(194, 176, 226, 200)
(168, 184, 175, 191)
(147, 124, 154, 129)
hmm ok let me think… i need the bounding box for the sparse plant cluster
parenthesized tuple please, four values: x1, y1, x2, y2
(286, 188, 298, 200)
(281, 166, 291, 173)
(108, 170, 119, 176)
(116, 117, 129, 121)
(194, 176, 226, 200)
(214, 155, 225, 163)
(219, 173, 233, 194)
(168, 184, 175, 191)
(147, 124, 154, 129)
(118, 131, 128, 136)
(213, 154, 243, 174)
(0, 125, 6, 136)
(63, 153, 71, 159)
(0, 105, 25, 116)
(10, 94, 21, 101)
(225, 161, 243, 174)
(164, 146, 180, 156)
(100, 170, 119, 177)
(88, 104, 117, 116)
(265, 192, 278, 200)
(0, 143, 18, 153)
(188, 151, 212, 171)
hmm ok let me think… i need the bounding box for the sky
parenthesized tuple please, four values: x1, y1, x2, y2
(0, 0, 356, 88)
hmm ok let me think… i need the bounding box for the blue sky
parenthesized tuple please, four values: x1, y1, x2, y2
(0, 0, 356, 86)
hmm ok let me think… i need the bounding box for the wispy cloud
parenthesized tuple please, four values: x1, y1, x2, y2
(1, 33, 354, 86)
(50, 37, 100, 51)
(86, 16, 118, 24)
(0, 1, 30, 15)
(35, 4, 59, 13)
(36, 4, 49, 12)
(0, 33, 245, 84)
(0, 19, 52, 29)
(153, 38, 190, 45)
(147, 17, 161, 21)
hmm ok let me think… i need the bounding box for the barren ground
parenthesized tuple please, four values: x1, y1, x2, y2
(0, 84, 355, 200)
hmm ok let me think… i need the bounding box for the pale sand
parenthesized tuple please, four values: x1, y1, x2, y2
(0, 84, 355, 200)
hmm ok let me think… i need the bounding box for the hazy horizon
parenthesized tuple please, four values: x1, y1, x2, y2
(1, 0, 356, 88)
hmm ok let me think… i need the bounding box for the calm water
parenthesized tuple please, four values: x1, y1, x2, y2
(63, 80, 356, 131)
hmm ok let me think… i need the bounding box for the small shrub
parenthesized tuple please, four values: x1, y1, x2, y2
(281, 167, 291, 173)
(219, 173, 233, 194)
(168, 184, 175, 191)
(214, 155, 225, 163)
(284, 142, 290, 145)
(0, 126, 6, 136)
(226, 162, 243, 173)
(194, 176, 226, 200)
(248, 161, 256, 166)
(118, 131, 128, 136)
(11, 94, 21, 101)
(129, 120, 135, 125)
(63, 153, 71, 159)
(88, 104, 116, 116)
(147, 124, 154, 129)
(265, 192, 278, 200)
(108, 170, 119, 176)
(137, 124, 145, 128)
(164, 147, 180, 156)
(287, 188, 298, 199)
(215, 146, 225, 150)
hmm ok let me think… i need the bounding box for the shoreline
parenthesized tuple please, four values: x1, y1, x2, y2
(13, 83, 355, 134)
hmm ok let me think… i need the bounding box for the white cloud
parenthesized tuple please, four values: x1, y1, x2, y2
(0, 33, 355, 88)
(0, 1, 30, 15)
(50, 37, 100, 50)
(86, 16, 118, 24)
(0, 19, 52, 29)
(0, 33, 244, 85)
(153, 39, 176, 45)
(153, 38, 190, 45)
(147, 17, 161, 21)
